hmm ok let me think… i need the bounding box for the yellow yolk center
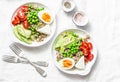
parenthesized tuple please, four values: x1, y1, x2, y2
(63, 60, 72, 68)
(42, 12, 51, 22)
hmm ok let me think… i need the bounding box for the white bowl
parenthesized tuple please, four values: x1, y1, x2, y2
(72, 11, 88, 26)
(62, 0, 75, 12)
(51, 28, 97, 75)
(10, 2, 56, 47)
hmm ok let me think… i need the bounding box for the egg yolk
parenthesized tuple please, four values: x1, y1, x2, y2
(42, 12, 51, 22)
(63, 60, 72, 68)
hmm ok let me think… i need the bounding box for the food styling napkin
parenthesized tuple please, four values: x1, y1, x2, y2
(1, 0, 120, 82)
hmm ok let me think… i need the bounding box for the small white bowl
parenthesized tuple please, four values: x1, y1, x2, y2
(62, 0, 75, 12)
(72, 11, 88, 26)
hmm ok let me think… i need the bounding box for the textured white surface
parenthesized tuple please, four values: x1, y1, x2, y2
(0, 0, 120, 82)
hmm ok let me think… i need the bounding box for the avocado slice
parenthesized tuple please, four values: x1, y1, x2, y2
(20, 36, 32, 44)
(13, 27, 23, 41)
(13, 26, 32, 44)
(16, 25, 31, 38)
(55, 31, 77, 49)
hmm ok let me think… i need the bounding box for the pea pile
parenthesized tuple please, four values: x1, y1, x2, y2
(27, 11, 39, 25)
(25, 4, 45, 38)
(62, 40, 81, 58)
(26, 5, 44, 26)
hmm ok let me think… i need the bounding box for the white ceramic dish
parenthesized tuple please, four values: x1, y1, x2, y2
(10, 2, 56, 47)
(62, 0, 75, 12)
(51, 28, 97, 75)
(72, 11, 88, 26)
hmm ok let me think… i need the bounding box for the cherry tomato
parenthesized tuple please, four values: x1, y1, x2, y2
(80, 46, 86, 51)
(80, 46, 89, 56)
(84, 57, 89, 63)
(12, 20, 18, 25)
(22, 20, 29, 29)
(21, 6, 28, 12)
(17, 9, 26, 21)
(82, 41, 89, 49)
(88, 42, 93, 50)
(12, 16, 20, 25)
(15, 16, 20, 21)
(87, 54, 94, 61)
(83, 49, 89, 56)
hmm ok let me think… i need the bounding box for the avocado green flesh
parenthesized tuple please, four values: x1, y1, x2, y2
(54, 31, 80, 55)
(55, 31, 77, 49)
(20, 36, 32, 44)
(13, 26, 32, 44)
(17, 26, 31, 38)
(13, 27, 23, 41)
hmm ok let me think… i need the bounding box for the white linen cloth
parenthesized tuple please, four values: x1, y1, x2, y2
(0, 0, 120, 82)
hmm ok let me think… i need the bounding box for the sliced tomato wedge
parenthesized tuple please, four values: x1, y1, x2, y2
(84, 57, 89, 63)
(17, 9, 27, 21)
(87, 54, 94, 61)
(80, 46, 89, 56)
(12, 16, 20, 25)
(82, 41, 89, 49)
(22, 20, 29, 29)
(83, 49, 89, 56)
(80, 46, 85, 51)
(87, 42, 93, 50)
(12, 20, 18, 26)
(20, 6, 28, 12)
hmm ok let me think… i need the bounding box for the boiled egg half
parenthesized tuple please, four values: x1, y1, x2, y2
(59, 58, 75, 70)
(38, 10, 54, 24)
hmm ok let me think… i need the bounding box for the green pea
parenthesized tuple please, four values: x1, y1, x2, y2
(35, 20, 38, 23)
(28, 20, 30, 22)
(30, 22, 32, 25)
(34, 16, 37, 19)
(80, 38, 83, 41)
(33, 13, 36, 16)
(32, 20, 34, 22)
(31, 28, 34, 31)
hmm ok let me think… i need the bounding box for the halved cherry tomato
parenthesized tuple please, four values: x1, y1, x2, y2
(12, 16, 20, 25)
(15, 16, 20, 23)
(80, 46, 89, 56)
(12, 20, 18, 25)
(82, 41, 89, 49)
(80, 46, 86, 51)
(83, 49, 89, 56)
(87, 42, 93, 50)
(87, 54, 94, 61)
(20, 6, 28, 12)
(84, 57, 89, 63)
(17, 9, 26, 21)
(22, 20, 29, 29)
